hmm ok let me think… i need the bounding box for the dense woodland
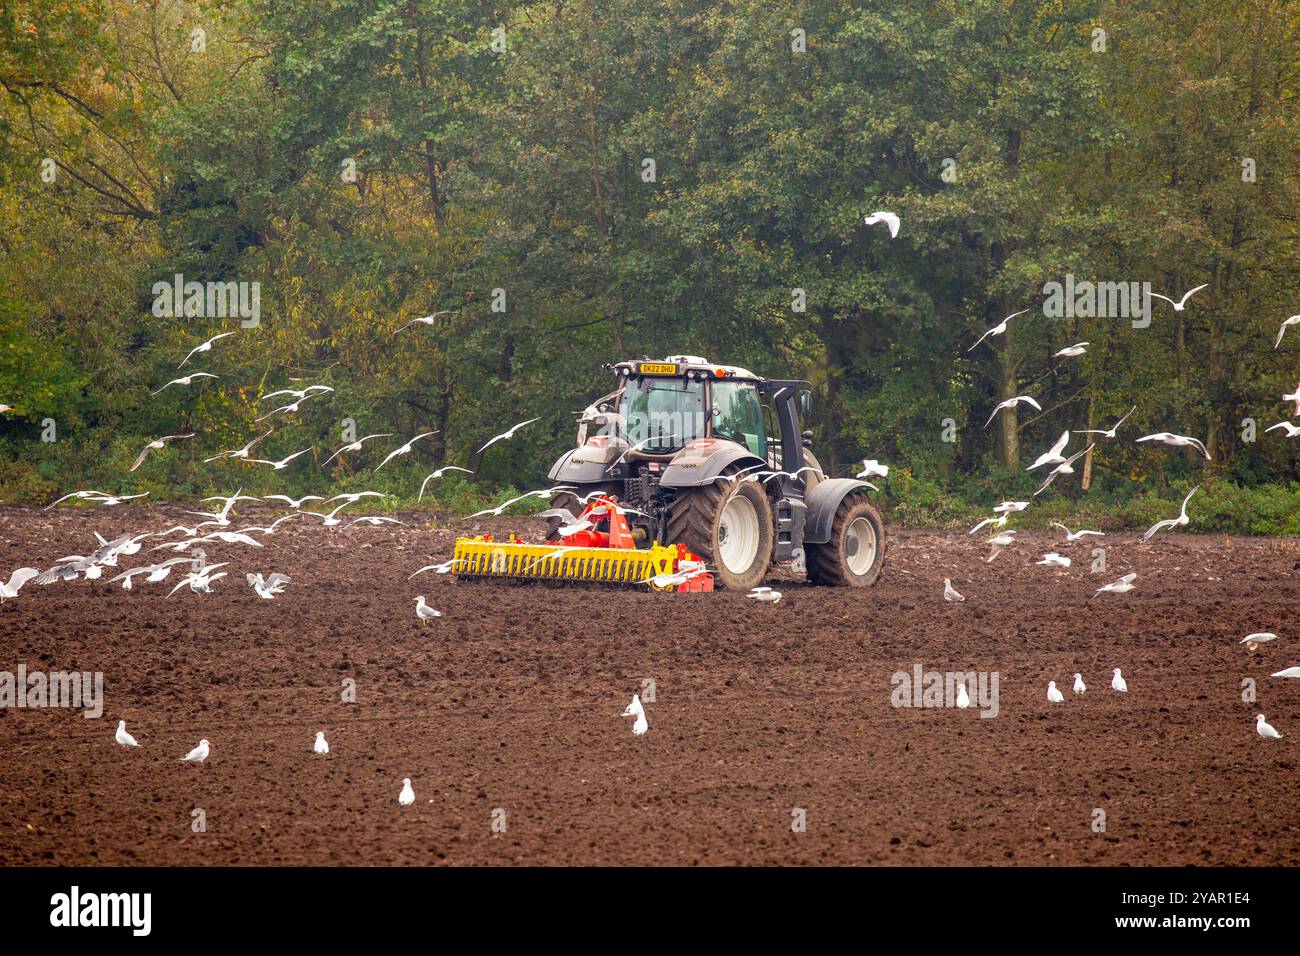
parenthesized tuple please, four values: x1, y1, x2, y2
(1, 1, 1298, 530)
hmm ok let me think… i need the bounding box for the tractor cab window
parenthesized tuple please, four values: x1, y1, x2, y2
(711, 381, 766, 457)
(618, 377, 707, 451)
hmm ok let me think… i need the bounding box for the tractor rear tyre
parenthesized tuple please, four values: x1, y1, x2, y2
(806, 493, 886, 587)
(666, 472, 774, 591)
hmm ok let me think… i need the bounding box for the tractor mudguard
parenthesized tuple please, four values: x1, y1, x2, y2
(547, 444, 625, 484)
(658, 442, 766, 488)
(803, 478, 876, 544)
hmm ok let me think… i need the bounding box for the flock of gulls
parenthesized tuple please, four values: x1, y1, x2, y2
(865, 209, 1300, 743)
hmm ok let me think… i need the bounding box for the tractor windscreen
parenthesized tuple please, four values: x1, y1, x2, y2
(618, 377, 707, 452)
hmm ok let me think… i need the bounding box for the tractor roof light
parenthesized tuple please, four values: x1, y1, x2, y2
(714, 368, 727, 378)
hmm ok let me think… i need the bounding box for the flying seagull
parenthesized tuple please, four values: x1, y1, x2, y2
(1241, 632, 1276, 651)
(747, 586, 782, 604)
(1027, 431, 1070, 471)
(968, 309, 1031, 351)
(1094, 573, 1137, 598)
(1275, 315, 1300, 349)
(129, 433, 195, 472)
(394, 311, 453, 334)
(205, 430, 273, 463)
(984, 395, 1041, 428)
(1148, 283, 1208, 311)
(1049, 522, 1104, 542)
(322, 433, 394, 466)
(1075, 405, 1137, 440)
(1283, 385, 1300, 416)
(477, 418, 540, 455)
(1143, 485, 1199, 541)
(862, 210, 900, 238)
(179, 332, 235, 368)
(259, 385, 333, 403)
(1033, 444, 1095, 496)
(1054, 342, 1089, 358)
(0, 567, 39, 601)
(246, 447, 314, 471)
(1136, 432, 1211, 459)
(151, 373, 217, 396)
(1036, 552, 1071, 568)
(414, 595, 442, 621)
(261, 494, 324, 509)
(856, 459, 889, 479)
(418, 465, 474, 502)
(375, 432, 436, 471)
(1265, 421, 1300, 438)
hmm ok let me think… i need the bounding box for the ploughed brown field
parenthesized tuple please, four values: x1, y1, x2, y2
(1, 504, 1298, 866)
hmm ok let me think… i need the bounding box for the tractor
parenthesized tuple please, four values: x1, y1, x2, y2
(452, 356, 885, 590)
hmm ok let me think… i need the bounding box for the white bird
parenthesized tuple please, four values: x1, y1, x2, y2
(346, 516, 404, 528)
(555, 518, 593, 538)
(398, 778, 415, 806)
(300, 503, 356, 527)
(108, 558, 192, 589)
(1049, 522, 1105, 542)
(968, 514, 1008, 535)
(1054, 342, 1089, 358)
(1027, 431, 1071, 471)
(1256, 714, 1283, 739)
(984, 395, 1041, 428)
(1142, 485, 1199, 541)
(1276, 315, 1300, 349)
(986, 529, 1017, 562)
(856, 459, 889, 479)
(1136, 432, 1210, 459)
(956, 683, 971, 708)
(1036, 552, 1071, 568)
(246, 447, 314, 471)
(862, 210, 900, 238)
(1034, 444, 1095, 496)
(414, 595, 442, 621)
(943, 578, 965, 602)
(262, 494, 324, 509)
(325, 491, 389, 505)
(1270, 667, 1300, 679)
(246, 572, 291, 598)
(409, 559, 463, 578)
(179, 331, 235, 367)
(993, 501, 1029, 514)
(747, 586, 782, 603)
(151, 373, 217, 396)
(1075, 405, 1137, 440)
(1148, 283, 1208, 312)
(622, 694, 649, 735)
(1111, 668, 1128, 692)
(375, 432, 436, 471)
(0, 567, 39, 601)
(205, 431, 273, 463)
(236, 514, 301, 537)
(394, 311, 452, 334)
(1094, 573, 1137, 598)
(259, 385, 333, 403)
(0, 403, 10, 413)
(180, 739, 210, 762)
(418, 466, 475, 502)
(643, 566, 709, 590)
(476, 418, 539, 455)
(44, 489, 116, 510)
(199, 530, 264, 547)
(313, 731, 329, 755)
(321, 433, 394, 466)
(115, 720, 139, 747)
(1072, 674, 1086, 695)
(1047, 681, 1064, 704)
(129, 433, 195, 472)
(1265, 421, 1300, 438)
(1241, 632, 1277, 651)
(1283, 385, 1300, 416)
(968, 309, 1031, 351)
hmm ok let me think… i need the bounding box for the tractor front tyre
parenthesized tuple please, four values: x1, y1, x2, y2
(666, 475, 774, 591)
(806, 494, 886, 587)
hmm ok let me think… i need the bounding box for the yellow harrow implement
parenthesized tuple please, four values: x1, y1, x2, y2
(452, 535, 681, 586)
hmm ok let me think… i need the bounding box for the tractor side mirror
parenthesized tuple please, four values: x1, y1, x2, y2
(797, 389, 813, 420)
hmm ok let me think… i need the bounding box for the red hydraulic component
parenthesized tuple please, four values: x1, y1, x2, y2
(556, 495, 638, 549)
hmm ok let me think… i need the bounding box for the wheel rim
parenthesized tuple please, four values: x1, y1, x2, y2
(717, 493, 760, 574)
(844, 516, 877, 576)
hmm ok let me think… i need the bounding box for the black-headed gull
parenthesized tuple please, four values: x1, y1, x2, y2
(862, 210, 900, 238)
(181, 739, 210, 762)
(115, 720, 139, 747)
(1148, 283, 1207, 311)
(1136, 432, 1210, 459)
(1256, 714, 1282, 739)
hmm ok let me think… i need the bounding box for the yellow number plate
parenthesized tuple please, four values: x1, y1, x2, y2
(638, 362, 678, 375)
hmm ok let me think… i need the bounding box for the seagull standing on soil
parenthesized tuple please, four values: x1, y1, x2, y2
(1111, 668, 1128, 692)
(414, 595, 442, 621)
(115, 720, 139, 747)
(476, 418, 539, 455)
(313, 731, 329, 755)
(862, 210, 900, 238)
(956, 683, 971, 708)
(984, 395, 1042, 428)
(181, 739, 210, 762)
(1143, 486, 1199, 541)
(622, 694, 649, 735)
(943, 578, 965, 602)
(1075, 405, 1137, 440)
(398, 778, 415, 806)
(1136, 432, 1211, 459)
(1148, 284, 1208, 312)
(1256, 714, 1283, 739)
(1241, 632, 1277, 651)
(968, 309, 1030, 351)
(1047, 681, 1064, 703)
(1073, 674, 1086, 695)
